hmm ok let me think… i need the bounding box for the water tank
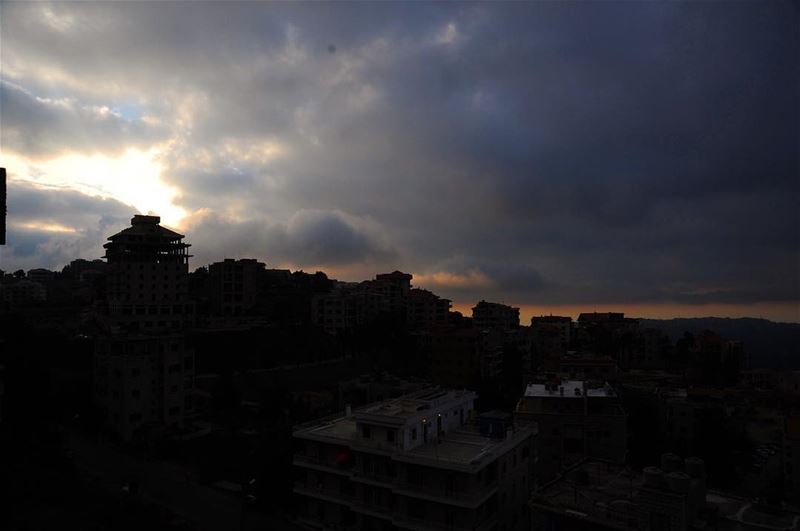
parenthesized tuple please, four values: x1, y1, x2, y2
(684, 457, 706, 479)
(661, 453, 683, 473)
(643, 467, 664, 487)
(665, 472, 691, 494)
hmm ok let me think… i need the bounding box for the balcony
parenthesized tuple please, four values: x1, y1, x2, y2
(350, 498, 394, 520)
(293, 482, 356, 506)
(293, 454, 354, 476)
(393, 481, 498, 509)
(351, 438, 402, 455)
(351, 467, 397, 485)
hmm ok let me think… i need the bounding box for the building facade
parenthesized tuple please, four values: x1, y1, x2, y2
(516, 380, 627, 484)
(472, 301, 520, 332)
(293, 388, 537, 531)
(406, 288, 450, 331)
(94, 215, 196, 441)
(104, 215, 194, 332)
(208, 258, 265, 315)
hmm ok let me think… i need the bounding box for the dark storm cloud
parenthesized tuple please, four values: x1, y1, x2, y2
(183, 209, 395, 270)
(2, 181, 132, 270)
(1, 1, 797, 309)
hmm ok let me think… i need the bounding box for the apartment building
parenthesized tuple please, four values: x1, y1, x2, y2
(104, 215, 194, 332)
(530, 316, 572, 371)
(293, 388, 537, 531)
(515, 379, 626, 484)
(472, 301, 520, 332)
(94, 215, 195, 441)
(208, 258, 265, 315)
(94, 333, 194, 441)
(406, 288, 451, 331)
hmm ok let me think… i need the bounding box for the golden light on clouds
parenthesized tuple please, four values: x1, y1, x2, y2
(4, 147, 187, 228)
(413, 269, 493, 290)
(14, 221, 78, 234)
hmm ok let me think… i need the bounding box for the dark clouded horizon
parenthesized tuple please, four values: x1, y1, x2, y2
(1, 1, 798, 321)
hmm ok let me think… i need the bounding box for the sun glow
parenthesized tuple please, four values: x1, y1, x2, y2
(4, 147, 187, 227)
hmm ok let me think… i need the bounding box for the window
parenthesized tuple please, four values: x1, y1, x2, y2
(411, 428, 417, 441)
(386, 430, 395, 443)
(362, 424, 371, 439)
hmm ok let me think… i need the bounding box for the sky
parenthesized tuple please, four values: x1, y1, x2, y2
(1, 1, 798, 322)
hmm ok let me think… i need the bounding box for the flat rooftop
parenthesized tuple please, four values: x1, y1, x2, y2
(524, 380, 617, 398)
(398, 426, 532, 468)
(356, 388, 474, 421)
(296, 417, 531, 469)
(294, 393, 533, 471)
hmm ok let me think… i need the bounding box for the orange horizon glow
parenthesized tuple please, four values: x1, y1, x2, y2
(451, 301, 800, 324)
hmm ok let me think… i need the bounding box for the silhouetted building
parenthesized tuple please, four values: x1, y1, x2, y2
(293, 388, 536, 531)
(686, 330, 743, 386)
(406, 288, 450, 330)
(531, 315, 572, 370)
(473, 300, 520, 332)
(62, 258, 108, 280)
(577, 312, 630, 326)
(657, 387, 745, 463)
(576, 312, 639, 365)
(558, 354, 619, 381)
(208, 258, 265, 315)
(104, 215, 194, 332)
(0, 279, 46, 306)
(94, 215, 196, 441)
(60, 259, 107, 302)
(94, 333, 194, 441)
(428, 327, 481, 389)
(516, 379, 627, 483)
(312, 271, 414, 334)
(338, 372, 429, 409)
(370, 270, 413, 315)
(630, 327, 671, 370)
(26, 268, 54, 284)
(311, 282, 362, 334)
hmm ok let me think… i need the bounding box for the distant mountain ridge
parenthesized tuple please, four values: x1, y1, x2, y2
(638, 317, 800, 369)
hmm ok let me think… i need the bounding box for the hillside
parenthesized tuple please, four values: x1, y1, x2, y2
(638, 317, 800, 369)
